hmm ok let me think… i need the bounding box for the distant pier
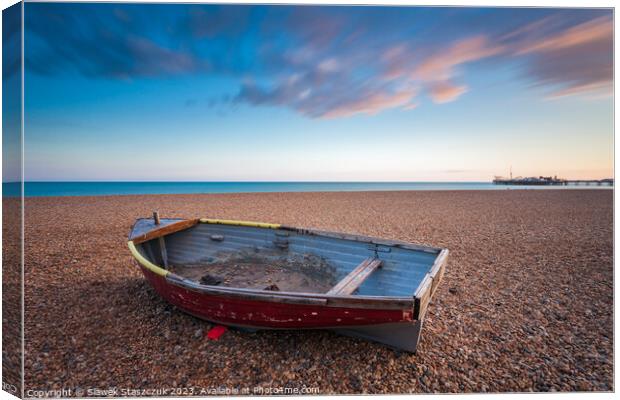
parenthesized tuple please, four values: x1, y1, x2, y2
(564, 179, 614, 186)
(493, 176, 614, 186)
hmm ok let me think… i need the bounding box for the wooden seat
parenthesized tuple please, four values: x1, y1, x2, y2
(327, 258, 383, 295)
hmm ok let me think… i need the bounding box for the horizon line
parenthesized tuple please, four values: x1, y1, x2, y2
(3, 178, 614, 184)
(6, 180, 501, 184)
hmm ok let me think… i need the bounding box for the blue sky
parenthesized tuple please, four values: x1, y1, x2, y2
(8, 4, 614, 181)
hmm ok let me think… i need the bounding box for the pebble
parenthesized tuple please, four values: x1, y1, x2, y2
(12, 190, 612, 393)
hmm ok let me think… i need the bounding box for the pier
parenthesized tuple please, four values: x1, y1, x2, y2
(493, 176, 613, 186)
(564, 179, 614, 186)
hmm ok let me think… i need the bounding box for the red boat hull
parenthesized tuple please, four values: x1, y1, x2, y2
(141, 267, 413, 329)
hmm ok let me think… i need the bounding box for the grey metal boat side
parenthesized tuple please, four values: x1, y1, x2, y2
(334, 321, 424, 353)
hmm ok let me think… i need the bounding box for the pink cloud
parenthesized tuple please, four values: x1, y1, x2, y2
(286, 8, 345, 48)
(382, 45, 407, 62)
(381, 44, 410, 79)
(545, 82, 612, 100)
(376, 36, 501, 109)
(507, 15, 613, 99)
(320, 88, 417, 119)
(413, 36, 503, 81)
(428, 81, 468, 104)
(378, 36, 500, 107)
(235, 70, 418, 119)
(515, 16, 612, 55)
(236, 11, 612, 119)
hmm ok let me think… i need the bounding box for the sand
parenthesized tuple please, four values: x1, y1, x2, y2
(169, 250, 338, 293)
(16, 189, 613, 393)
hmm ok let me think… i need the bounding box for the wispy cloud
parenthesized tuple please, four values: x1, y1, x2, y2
(410, 36, 502, 104)
(22, 4, 613, 118)
(428, 81, 469, 104)
(2, 3, 21, 79)
(235, 71, 418, 118)
(25, 5, 207, 79)
(514, 16, 612, 54)
(506, 15, 613, 99)
(321, 87, 417, 119)
(412, 36, 503, 81)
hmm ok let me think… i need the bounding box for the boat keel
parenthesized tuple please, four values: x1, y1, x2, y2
(333, 320, 423, 353)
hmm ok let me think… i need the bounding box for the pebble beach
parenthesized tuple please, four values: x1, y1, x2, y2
(20, 189, 613, 394)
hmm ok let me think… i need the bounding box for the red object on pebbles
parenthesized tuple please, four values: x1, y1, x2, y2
(206, 325, 228, 340)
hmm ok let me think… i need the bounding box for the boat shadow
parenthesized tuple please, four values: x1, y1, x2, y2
(25, 273, 417, 389)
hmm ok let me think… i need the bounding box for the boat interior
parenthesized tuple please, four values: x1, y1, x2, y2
(130, 218, 441, 297)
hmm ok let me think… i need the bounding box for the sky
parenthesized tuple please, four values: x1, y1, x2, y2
(4, 3, 614, 181)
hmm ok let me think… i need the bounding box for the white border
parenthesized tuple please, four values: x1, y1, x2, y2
(0, 2, 616, 400)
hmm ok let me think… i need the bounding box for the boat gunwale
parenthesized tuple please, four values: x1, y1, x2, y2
(127, 217, 449, 313)
(413, 248, 449, 319)
(163, 272, 416, 309)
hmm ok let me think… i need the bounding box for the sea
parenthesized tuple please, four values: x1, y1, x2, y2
(1, 181, 612, 197)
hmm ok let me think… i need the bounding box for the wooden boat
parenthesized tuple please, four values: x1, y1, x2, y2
(127, 214, 448, 352)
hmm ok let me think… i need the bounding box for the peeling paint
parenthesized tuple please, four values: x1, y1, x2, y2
(140, 267, 410, 329)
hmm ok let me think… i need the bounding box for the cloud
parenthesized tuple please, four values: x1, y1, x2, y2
(24, 4, 613, 118)
(401, 36, 501, 104)
(232, 31, 502, 117)
(413, 36, 503, 81)
(125, 36, 202, 77)
(235, 69, 418, 119)
(506, 15, 612, 99)
(428, 81, 468, 104)
(185, 6, 250, 39)
(321, 88, 417, 119)
(284, 7, 347, 49)
(25, 4, 207, 79)
(381, 44, 409, 79)
(318, 58, 340, 73)
(515, 16, 612, 55)
(545, 82, 612, 100)
(2, 3, 21, 79)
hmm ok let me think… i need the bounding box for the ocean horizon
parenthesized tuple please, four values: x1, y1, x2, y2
(1, 181, 613, 197)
